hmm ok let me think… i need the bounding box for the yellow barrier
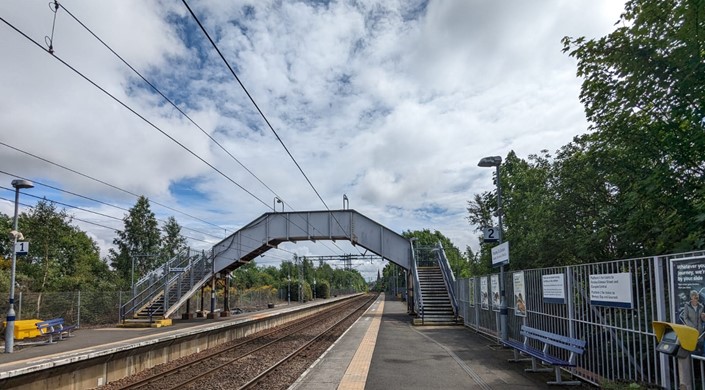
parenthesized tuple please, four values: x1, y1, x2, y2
(3, 319, 42, 340)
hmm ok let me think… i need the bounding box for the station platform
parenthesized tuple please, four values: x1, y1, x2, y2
(292, 293, 582, 389)
(0, 294, 585, 389)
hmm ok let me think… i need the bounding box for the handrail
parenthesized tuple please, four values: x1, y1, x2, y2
(410, 239, 424, 323)
(435, 241, 458, 318)
(120, 248, 208, 320)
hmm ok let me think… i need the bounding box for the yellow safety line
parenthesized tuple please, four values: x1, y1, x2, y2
(337, 295, 385, 390)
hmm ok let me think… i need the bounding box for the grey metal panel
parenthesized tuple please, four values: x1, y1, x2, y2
(212, 210, 411, 274)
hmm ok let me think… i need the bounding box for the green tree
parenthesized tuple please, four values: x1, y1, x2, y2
(109, 196, 161, 286)
(563, 0, 705, 254)
(0, 200, 113, 297)
(403, 229, 469, 278)
(160, 216, 187, 264)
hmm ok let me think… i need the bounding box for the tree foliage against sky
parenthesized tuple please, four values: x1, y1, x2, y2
(0, 200, 110, 293)
(468, 0, 705, 272)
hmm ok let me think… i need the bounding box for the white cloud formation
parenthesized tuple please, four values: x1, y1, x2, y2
(0, 0, 625, 280)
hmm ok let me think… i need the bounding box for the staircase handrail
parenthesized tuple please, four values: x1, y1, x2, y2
(410, 239, 424, 323)
(120, 248, 206, 320)
(163, 251, 213, 316)
(435, 241, 458, 318)
(133, 248, 195, 292)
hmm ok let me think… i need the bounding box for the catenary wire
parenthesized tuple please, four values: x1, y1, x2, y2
(42, 4, 344, 256)
(0, 170, 223, 240)
(2, 13, 351, 259)
(0, 140, 226, 234)
(0, 189, 301, 260)
(49, 4, 350, 257)
(181, 1, 364, 257)
(0, 15, 272, 211)
(181, 1, 330, 213)
(56, 2, 289, 211)
(0, 194, 210, 244)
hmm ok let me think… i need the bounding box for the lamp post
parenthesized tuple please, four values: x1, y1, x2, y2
(274, 197, 283, 212)
(342, 194, 349, 209)
(478, 155, 507, 342)
(287, 274, 291, 305)
(5, 179, 33, 353)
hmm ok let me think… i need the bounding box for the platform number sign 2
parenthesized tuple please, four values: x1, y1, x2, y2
(15, 241, 29, 256)
(483, 227, 499, 243)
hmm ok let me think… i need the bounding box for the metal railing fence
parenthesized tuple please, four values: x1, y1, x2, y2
(455, 251, 705, 389)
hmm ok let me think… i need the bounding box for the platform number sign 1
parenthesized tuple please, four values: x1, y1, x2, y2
(483, 227, 499, 243)
(15, 241, 29, 256)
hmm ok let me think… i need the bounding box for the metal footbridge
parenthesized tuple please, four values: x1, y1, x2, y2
(120, 209, 458, 324)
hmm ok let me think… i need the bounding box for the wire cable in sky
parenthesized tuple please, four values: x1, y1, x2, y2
(0, 189, 211, 244)
(0, 15, 272, 211)
(56, 2, 290, 212)
(1, 11, 352, 259)
(181, 1, 365, 257)
(0, 140, 226, 235)
(181, 0, 331, 212)
(0, 170, 223, 240)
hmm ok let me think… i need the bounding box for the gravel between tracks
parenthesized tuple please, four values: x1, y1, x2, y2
(98, 294, 376, 390)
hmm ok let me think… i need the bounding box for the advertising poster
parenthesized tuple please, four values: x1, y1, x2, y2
(481, 276, 489, 310)
(542, 273, 566, 304)
(469, 278, 475, 307)
(670, 257, 705, 332)
(513, 271, 527, 317)
(491, 274, 500, 312)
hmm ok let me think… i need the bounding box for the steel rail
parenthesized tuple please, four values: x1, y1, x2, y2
(115, 296, 362, 390)
(238, 294, 377, 389)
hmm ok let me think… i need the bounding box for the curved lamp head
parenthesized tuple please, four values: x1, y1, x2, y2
(478, 156, 502, 167)
(11, 179, 34, 190)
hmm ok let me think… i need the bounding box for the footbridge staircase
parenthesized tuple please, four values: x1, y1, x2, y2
(411, 242, 460, 325)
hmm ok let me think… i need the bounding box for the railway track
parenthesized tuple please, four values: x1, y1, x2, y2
(105, 294, 377, 390)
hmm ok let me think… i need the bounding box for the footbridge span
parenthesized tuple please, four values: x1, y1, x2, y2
(120, 210, 419, 322)
(213, 209, 412, 272)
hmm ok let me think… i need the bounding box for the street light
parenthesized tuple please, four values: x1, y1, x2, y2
(5, 179, 33, 353)
(342, 194, 349, 209)
(478, 155, 507, 342)
(274, 197, 283, 212)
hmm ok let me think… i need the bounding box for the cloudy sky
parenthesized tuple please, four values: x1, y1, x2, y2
(0, 1, 624, 281)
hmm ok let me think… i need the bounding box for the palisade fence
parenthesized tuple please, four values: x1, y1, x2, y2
(456, 250, 705, 389)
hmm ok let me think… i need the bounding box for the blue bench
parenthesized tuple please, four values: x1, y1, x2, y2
(501, 325, 586, 385)
(36, 318, 76, 343)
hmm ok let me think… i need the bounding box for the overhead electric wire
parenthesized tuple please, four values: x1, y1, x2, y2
(0, 15, 272, 212)
(50, 4, 348, 258)
(2, 11, 344, 257)
(56, 2, 288, 211)
(0, 170, 223, 240)
(181, 1, 365, 257)
(181, 0, 330, 212)
(2, 10, 352, 260)
(0, 196, 119, 232)
(0, 140, 226, 234)
(0, 190, 210, 244)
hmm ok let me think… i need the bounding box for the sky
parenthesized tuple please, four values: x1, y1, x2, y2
(0, 0, 625, 281)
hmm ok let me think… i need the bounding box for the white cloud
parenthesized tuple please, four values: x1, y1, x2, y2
(0, 0, 625, 280)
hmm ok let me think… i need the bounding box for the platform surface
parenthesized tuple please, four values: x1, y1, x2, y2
(292, 294, 572, 389)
